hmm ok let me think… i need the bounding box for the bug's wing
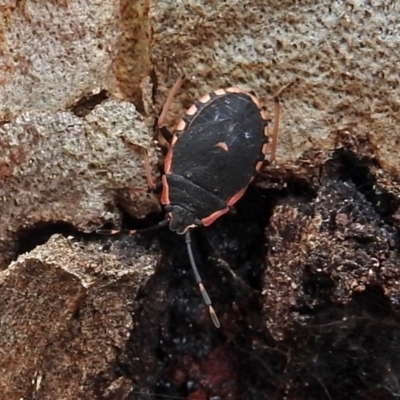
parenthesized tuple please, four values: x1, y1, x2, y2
(172, 120, 261, 198)
(171, 119, 234, 174)
(216, 121, 262, 197)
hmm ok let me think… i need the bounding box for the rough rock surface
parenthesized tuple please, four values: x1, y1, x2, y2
(0, 99, 159, 269)
(151, 0, 400, 171)
(0, 234, 158, 399)
(0, 0, 151, 116)
(265, 176, 400, 340)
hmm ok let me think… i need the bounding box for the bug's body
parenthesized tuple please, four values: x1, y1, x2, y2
(98, 78, 284, 328)
(161, 88, 269, 235)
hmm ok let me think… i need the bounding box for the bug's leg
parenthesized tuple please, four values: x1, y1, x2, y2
(268, 94, 281, 164)
(269, 82, 294, 164)
(157, 74, 186, 144)
(122, 139, 160, 193)
(139, 145, 158, 192)
(96, 219, 169, 236)
(185, 231, 221, 328)
(210, 257, 252, 292)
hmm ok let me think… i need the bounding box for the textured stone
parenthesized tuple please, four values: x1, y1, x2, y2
(151, 0, 400, 173)
(0, 99, 159, 268)
(264, 178, 400, 340)
(0, 0, 151, 118)
(0, 234, 158, 400)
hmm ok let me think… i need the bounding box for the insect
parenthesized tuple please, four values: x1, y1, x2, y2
(98, 75, 285, 328)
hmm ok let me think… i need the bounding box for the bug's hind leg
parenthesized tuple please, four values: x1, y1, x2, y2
(268, 95, 280, 165)
(265, 82, 294, 164)
(157, 74, 186, 143)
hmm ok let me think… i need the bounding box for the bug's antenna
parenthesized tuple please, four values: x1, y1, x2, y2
(96, 218, 169, 236)
(185, 231, 220, 328)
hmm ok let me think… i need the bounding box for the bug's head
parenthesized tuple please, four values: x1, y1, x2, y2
(166, 205, 201, 235)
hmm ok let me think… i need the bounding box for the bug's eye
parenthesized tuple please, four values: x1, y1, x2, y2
(165, 204, 173, 212)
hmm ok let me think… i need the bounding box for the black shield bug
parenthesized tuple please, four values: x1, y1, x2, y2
(98, 75, 287, 328)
